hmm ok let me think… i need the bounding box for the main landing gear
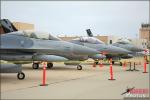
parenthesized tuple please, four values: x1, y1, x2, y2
(32, 62, 53, 69)
(32, 63, 39, 69)
(47, 63, 53, 69)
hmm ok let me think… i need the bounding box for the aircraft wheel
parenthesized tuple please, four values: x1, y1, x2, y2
(95, 61, 99, 65)
(17, 72, 25, 80)
(32, 63, 39, 69)
(77, 65, 82, 70)
(47, 63, 53, 69)
(120, 62, 122, 66)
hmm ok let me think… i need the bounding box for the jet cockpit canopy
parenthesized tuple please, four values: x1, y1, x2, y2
(73, 37, 105, 44)
(7, 31, 61, 41)
(116, 38, 131, 44)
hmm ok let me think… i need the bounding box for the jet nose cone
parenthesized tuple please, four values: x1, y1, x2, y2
(73, 44, 99, 55)
(132, 46, 145, 52)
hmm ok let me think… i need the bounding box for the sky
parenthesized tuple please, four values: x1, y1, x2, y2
(1, 1, 149, 38)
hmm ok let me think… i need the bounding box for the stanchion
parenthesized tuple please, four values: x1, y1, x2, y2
(126, 62, 133, 71)
(132, 62, 139, 71)
(40, 62, 48, 86)
(108, 58, 115, 80)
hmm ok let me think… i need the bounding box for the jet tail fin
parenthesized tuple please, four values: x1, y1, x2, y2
(86, 29, 93, 37)
(0, 19, 18, 33)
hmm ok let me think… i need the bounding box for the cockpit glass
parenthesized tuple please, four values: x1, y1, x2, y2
(119, 42, 128, 44)
(117, 39, 131, 44)
(74, 37, 104, 44)
(8, 31, 61, 41)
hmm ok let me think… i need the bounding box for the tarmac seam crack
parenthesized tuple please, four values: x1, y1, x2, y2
(1, 74, 97, 93)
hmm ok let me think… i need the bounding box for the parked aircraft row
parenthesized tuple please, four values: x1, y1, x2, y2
(0, 19, 146, 80)
(83, 29, 146, 65)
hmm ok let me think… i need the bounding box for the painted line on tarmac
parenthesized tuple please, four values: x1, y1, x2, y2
(1, 74, 97, 93)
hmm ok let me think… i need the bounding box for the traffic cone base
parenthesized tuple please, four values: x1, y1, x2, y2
(143, 72, 148, 73)
(40, 84, 48, 86)
(108, 79, 116, 80)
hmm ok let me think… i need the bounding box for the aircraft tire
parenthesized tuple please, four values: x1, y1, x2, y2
(32, 63, 39, 69)
(17, 72, 25, 80)
(77, 65, 82, 70)
(47, 63, 53, 69)
(95, 61, 99, 65)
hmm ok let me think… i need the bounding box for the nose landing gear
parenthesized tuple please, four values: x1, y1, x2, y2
(32, 63, 39, 69)
(17, 72, 25, 80)
(47, 63, 53, 69)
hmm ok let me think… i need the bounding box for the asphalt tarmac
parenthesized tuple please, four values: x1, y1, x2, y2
(1, 62, 149, 99)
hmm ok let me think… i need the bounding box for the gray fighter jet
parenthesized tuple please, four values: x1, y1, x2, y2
(70, 29, 131, 64)
(0, 30, 99, 79)
(110, 39, 145, 64)
(85, 29, 145, 65)
(112, 39, 145, 53)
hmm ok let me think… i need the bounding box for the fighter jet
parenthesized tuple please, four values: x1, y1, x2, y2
(1, 19, 100, 79)
(85, 29, 145, 65)
(110, 39, 146, 65)
(1, 31, 99, 79)
(1, 31, 99, 70)
(112, 38, 145, 53)
(69, 29, 130, 64)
